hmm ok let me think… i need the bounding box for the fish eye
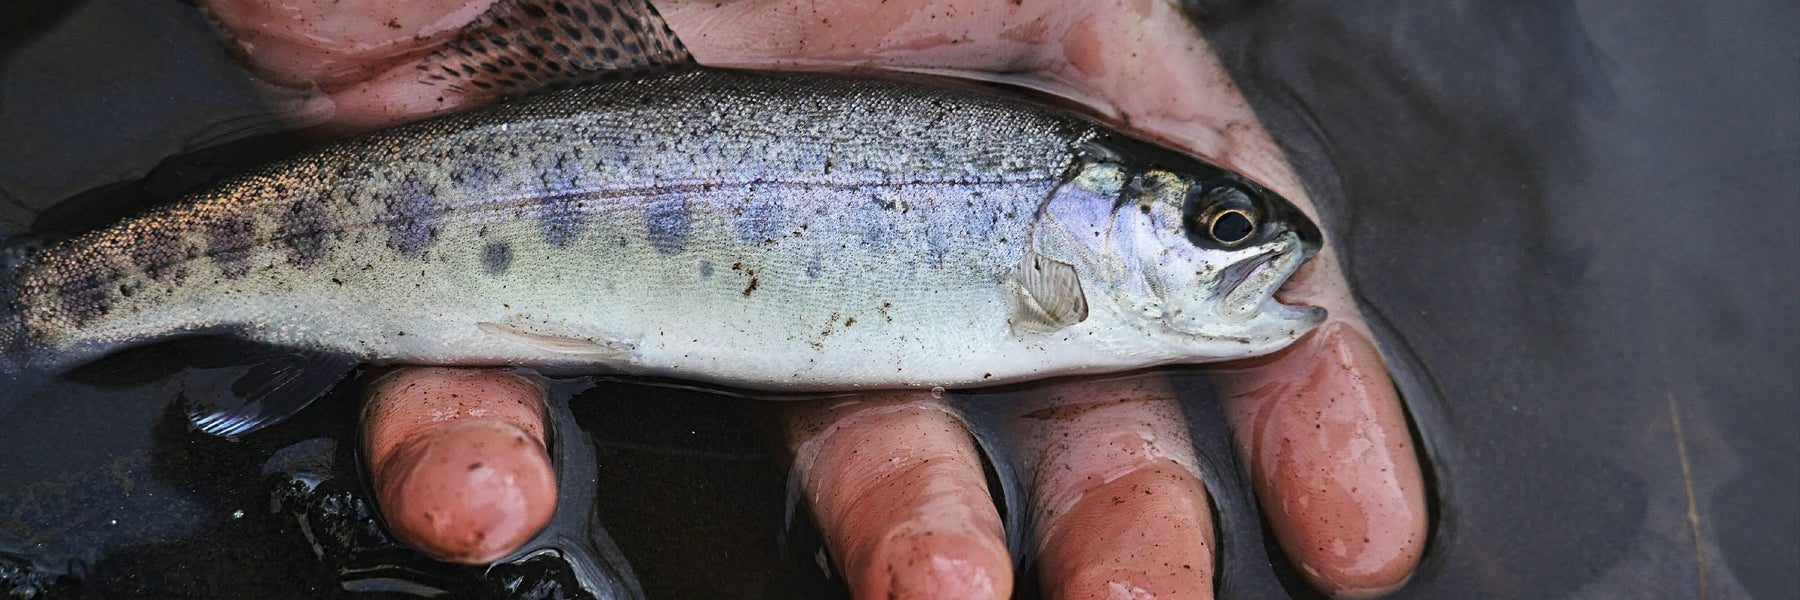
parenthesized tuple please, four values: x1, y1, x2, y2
(1183, 184, 1262, 248)
(1209, 209, 1256, 245)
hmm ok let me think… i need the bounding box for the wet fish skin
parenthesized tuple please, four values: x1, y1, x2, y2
(0, 69, 1322, 395)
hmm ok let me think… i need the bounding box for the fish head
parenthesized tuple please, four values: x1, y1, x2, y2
(1035, 135, 1326, 359)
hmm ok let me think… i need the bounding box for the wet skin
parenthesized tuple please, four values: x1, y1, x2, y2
(200, 0, 1427, 597)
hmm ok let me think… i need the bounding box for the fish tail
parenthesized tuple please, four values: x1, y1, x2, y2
(0, 236, 53, 414)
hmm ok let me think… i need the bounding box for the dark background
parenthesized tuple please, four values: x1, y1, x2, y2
(1, 0, 1794, 598)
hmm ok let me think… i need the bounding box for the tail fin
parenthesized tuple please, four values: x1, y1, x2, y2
(1, 235, 54, 416)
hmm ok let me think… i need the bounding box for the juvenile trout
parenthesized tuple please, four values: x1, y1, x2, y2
(0, 69, 1321, 426)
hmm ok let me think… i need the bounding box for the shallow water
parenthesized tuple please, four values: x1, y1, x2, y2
(2, 0, 1795, 598)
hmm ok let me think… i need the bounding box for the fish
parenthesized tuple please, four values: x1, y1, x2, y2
(0, 68, 1323, 435)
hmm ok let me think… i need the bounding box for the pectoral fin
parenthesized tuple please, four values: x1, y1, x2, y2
(1009, 252, 1089, 332)
(477, 322, 636, 359)
(182, 342, 359, 438)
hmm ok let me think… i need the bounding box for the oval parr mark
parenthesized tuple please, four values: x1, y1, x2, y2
(204, 213, 259, 279)
(482, 242, 514, 276)
(127, 221, 194, 284)
(732, 191, 784, 244)
(282, 191, 334, 269)
(51, 257, 125, 325)
(698, 259, 713, 278)
(534, 153, 587, 247)
(381, 173, 448, 259)
(643, 194, 689, 255)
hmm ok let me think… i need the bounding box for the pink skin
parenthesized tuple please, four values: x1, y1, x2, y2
(362, 368, 557, 565)
(1007, 376, 1218, 600)
(784, 394, 1013, 599)
(200, 0, 1429, 596)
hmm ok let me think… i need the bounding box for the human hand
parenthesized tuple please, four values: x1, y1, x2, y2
(200, 0, 1428, 596)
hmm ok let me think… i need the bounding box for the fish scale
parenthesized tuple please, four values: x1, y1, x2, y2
(0, 69, 1323, 411)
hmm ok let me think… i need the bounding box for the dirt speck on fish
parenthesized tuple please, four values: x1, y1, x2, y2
(0, 69, 1323, 430)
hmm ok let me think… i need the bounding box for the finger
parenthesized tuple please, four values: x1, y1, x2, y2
(201, 0, 692, 136)
(785, 392, 1012, 600)
(1010, 377, 1216, 600)
(1213, 315, 1428, 598)
(201, 0, 501, 89)
(362, 367, 558, 564)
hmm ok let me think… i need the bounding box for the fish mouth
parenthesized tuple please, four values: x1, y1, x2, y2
(1217, 232, 1323, 325)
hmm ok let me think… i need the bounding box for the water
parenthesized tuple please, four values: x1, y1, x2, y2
(3, 0, 1796, 598)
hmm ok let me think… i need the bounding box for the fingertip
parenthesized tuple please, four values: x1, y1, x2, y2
(377, 419, 557, 564)
(1037, 465, 1216, 600)
(363, 368, 557, 565)
(864, 528, 1011, 600)
(1217, 323, 1428, 598)
(786, 394, 1014, 600)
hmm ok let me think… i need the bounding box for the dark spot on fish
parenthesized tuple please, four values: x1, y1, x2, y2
(698, 260, 713, 277)
(53, 258, 124, 324)
(733, 193, 784, 244)
(380, 173, 448, 259)
(468, 461, 484, 471)
(482, 242, 514, 276)
(869, 193, 898, 211)
(742, 276, 759, 298)
(926, 226, 954, 267)
(860, 218, 891, 249)
(535, 153, 587, 246)
(805, 257, 822, 279)
(128, 222, 192, 284)
(452, 160, 502, 191)
(844, 317, 855, 327)
(644, 194, 689, 254)
(204, 213, 258, 279)
(281, 191, 333, 268)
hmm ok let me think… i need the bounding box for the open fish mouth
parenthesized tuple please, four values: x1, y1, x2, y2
(1217, 232, 1321, 324)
